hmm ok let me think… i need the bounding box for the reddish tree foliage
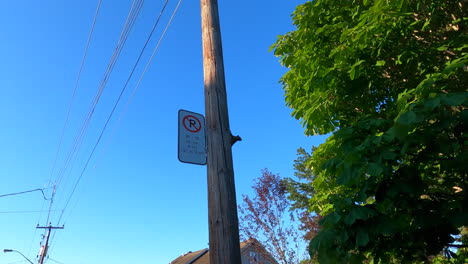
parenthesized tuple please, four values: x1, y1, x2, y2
(238, 169, 309, 264)
(298, 211, 321, 241)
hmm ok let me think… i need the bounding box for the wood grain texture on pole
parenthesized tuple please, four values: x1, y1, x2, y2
(200, 0, 242, 263)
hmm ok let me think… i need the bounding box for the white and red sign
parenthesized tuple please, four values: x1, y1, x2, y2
(178, 110, 206, 165)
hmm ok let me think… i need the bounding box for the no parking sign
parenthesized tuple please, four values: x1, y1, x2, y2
(178, 110, 206, 165)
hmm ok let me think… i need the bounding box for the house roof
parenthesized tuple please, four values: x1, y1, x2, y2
(170, 238, 278, 264)
(170, 248, 209, 264)
(240, 239, 253, 250)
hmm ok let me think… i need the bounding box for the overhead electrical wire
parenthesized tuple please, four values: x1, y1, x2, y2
(41, 0, 104, 224)
(46, 0, 184, 259)
(47, 0, 145, 228)
(33, 3, 105, 255)
(47, 257, 66, 264)
(53, 0, 145, 195)
(0, 188, 50, 200)
(26, 1, 104, 259)
(29, 0, 140, 259)
(0, 210, 61, 214)
(99, 0, 185, 160)
(43, 0, 146, 258)
(47, 0, 185, 256)
(62, 0, 186, 235)
(23, 0, 145, 261)
(6, 261, 28, 264)
(56, 0, 171, 227)
(48, 3, 144, 226)
(123, 0, 184, 113)
(52, 0, 144, 192)
(48, 0, 103, 190)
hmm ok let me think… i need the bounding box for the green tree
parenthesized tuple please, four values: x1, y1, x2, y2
(285, 147, 322, 242)
(272, 0, 467, 263)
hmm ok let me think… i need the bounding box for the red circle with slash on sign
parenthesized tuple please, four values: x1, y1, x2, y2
(182, 115, 202, 133)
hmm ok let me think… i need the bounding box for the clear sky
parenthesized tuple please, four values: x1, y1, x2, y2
(0, 0, 326, 263)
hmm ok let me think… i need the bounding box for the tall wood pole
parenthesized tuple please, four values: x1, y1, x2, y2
(200, 0, 242, 263)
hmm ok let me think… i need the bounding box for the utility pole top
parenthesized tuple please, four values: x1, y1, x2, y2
(36, 224, 64, 264)
(36, 225, 64, 229)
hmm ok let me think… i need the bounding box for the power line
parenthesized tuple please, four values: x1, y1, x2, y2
(48, 257, 66, 264)
(48, 0, 103, 189)
(57, 0, 170, 226)
(50, 0, 143, 197)
(0, 210, 61, 214)
(46, 0, 183, 259)
(53, 0, 144, 195)
(115, 0, 185, 124)
(89, 0, 186, 202)
(41, 0, 104, 235)
(46, 0, 184, 256)
(43, 0, 146, 258)
(55, 0, 146, 222)
(46, 0, 144, 229)
(58, 0, 186, 231)
(31, 0, 132, 260)
(0, 188, 50, 200)
(45, 0, 103, 217)
(6, 261, 28, 264)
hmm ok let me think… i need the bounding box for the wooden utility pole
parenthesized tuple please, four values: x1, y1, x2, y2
(200, 0, 242, 263)
(37, 224, 64, 264)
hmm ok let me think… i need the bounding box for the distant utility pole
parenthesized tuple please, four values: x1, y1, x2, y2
(200, 0, 242, 263)
(37, 224, 64, 264)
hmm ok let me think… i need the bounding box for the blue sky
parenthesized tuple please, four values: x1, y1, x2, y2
(0, 0, 326, 263)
